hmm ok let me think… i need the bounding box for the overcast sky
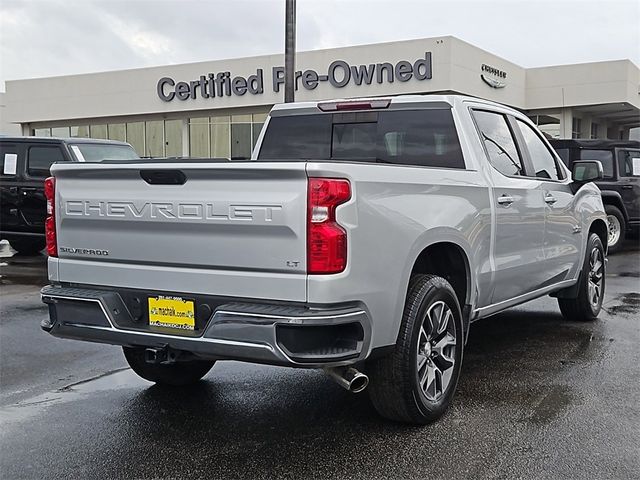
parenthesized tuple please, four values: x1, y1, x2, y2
(1, 0, 639, 92)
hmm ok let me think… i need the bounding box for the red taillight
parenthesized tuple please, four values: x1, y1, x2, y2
(44, 177, 57, 257)
(307, 178, 351, 274)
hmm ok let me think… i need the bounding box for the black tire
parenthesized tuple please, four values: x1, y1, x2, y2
(9, 238, 45, 255)
(367, 274, 464, 424)
(123, 347, 215, 386)
(558, 233, 605, 322)
(605, 204, 625, 254)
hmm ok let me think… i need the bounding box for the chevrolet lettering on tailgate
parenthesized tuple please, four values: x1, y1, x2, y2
(64, 200, 283, 222)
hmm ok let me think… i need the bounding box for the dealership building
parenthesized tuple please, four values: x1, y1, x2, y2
(2, 36, 639, 157)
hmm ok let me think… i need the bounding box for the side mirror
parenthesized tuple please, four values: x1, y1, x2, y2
(572, 160, 603, 182)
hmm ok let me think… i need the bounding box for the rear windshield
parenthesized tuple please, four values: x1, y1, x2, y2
(258, 109, 465, 169)
(69, 143, 140, 162)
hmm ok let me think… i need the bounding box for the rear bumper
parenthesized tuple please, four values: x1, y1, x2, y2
(41, 285, 370, 368)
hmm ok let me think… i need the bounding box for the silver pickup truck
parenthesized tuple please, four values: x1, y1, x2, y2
(41, 95, 607, 424)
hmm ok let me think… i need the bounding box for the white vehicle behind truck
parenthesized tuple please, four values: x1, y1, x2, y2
(41, 95, 607, 424)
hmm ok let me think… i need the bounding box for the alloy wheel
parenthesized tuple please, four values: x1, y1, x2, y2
(588, 247, 604, 308)
(416, 301, 457, 402)
(607, 214, 621, 247)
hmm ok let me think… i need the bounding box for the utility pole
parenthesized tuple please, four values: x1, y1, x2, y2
(284, 0, 296, 103)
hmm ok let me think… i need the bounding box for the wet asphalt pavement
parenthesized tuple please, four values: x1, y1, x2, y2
(1, 240, 639, 479)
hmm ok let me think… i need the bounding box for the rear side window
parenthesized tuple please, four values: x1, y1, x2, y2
(27, 145, 66, 177)
(515, 119, 563, 180)
(472, 110, 523, 177)
(618, 149, 640, 177)
(0, 143, 20, 176)
(258, 109, 465, 169)
(580, 149, 613, 178)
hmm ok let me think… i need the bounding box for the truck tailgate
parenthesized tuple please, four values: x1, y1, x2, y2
(51, 161, 308, 302)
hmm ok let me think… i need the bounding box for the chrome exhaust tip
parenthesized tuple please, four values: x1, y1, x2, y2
(323, 366, 369, 393)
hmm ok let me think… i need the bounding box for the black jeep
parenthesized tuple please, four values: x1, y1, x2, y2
(0, 136, 139, 255)
(550, 139, 639, 253)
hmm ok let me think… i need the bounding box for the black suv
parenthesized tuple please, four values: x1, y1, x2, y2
(550, 139, 640, 252)
(0, 136, 139, 254)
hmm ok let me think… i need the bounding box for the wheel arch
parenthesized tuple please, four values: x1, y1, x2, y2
(600, 190, 629, 221)
(589, 218, 609, 252)
(402, 240, 473, 345)
(409, 241, 471, 309)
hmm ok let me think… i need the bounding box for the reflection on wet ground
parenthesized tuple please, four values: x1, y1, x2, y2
(0, 239, 639, 479)
(0, 241, 48, 286)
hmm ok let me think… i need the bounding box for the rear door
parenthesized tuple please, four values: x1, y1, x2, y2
(471, 109, 547, 304)
(0, 142, 24, 232)
(21, 143, 69, 228)
(616, 148, 640, 222)
(513, 119, 581, 283)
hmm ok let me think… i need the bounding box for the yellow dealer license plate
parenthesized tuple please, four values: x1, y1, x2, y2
(148, 295, 195, 331)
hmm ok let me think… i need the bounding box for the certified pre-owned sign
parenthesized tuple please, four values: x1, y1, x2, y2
(157, 52, 433, 102)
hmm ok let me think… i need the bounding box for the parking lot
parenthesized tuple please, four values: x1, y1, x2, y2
(0, 239, 638, 479)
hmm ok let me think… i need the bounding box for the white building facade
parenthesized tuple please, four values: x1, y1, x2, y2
(4, 36, 639, 157)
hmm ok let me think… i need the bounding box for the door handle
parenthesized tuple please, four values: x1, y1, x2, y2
(497, 195, 514, 206)
(544, 194, 557, 204)
(622, 185, 633, 190)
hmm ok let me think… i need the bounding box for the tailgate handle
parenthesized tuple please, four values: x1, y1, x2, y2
(140, 170, 186, 185)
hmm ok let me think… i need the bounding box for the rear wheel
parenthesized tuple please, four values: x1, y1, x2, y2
(9, 238, 45, 255)
(123, 347, 215, 386)
(605, 205, 625, 254)
(558, 233, 605, 322)
(367, 274, 463, 424)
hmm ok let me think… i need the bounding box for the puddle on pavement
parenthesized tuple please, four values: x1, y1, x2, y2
(605, 292, 640, 316)
(525, 385, 574, 425)
(0, 273, 49, 286)
(615, 271, 640, 278)
(0, 368, 148, 427)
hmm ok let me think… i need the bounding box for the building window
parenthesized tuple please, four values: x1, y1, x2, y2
(51, 126, 70, 138)
(71, 126, 90, 138)
(211, 115, 230, 158)
(164, 119, 183, 157)
(33, 128, 51, 137)
(89, 124, 107, 139)
(108, 124, 126, 142)
(189, 117, 210, 157)
(231, 114, 252, 159)
(572, 118, 582, 139)
(590, 123, 599, 139)
(145, 120, 164, 157)
(189, 111, 267, 159)
(126, 122, 145, 156)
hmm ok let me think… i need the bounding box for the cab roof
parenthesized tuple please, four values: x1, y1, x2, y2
(269, 94, 521, 117)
